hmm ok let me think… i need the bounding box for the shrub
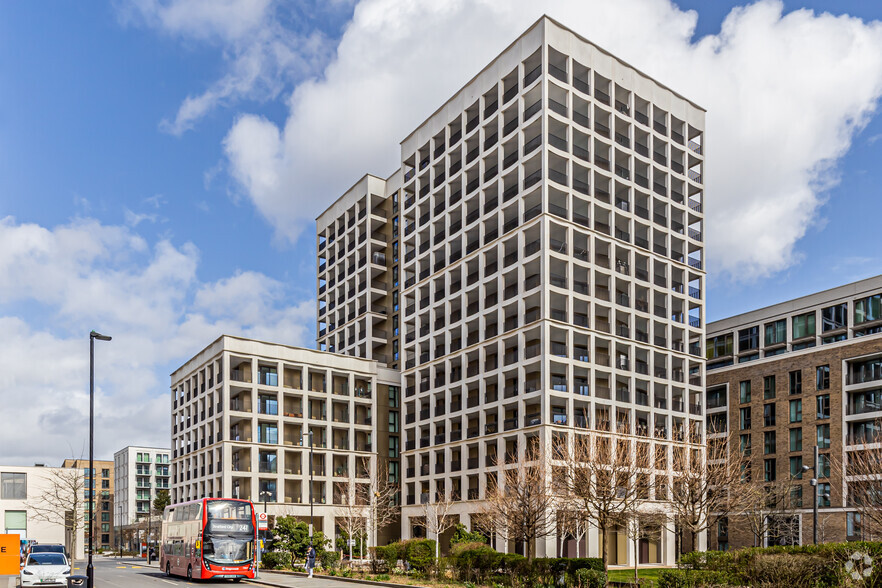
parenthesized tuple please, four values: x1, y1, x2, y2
(375, 542, 405, 572)
(574, 568, 607, 588)
(260, 550, 291, 570)
(368, 547, 387, 574)
(450, 542, 501, 583)
(450, 523, 488, 547)
(319, 550, 340, 571)
(404, 539, 436, 573)
(658, 569, 731, 588)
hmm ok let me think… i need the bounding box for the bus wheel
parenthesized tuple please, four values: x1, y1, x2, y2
(165, 563, 171, 577)
(187, 565, 193, 580)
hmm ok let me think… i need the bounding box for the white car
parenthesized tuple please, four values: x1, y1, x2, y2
(20, 552, 71, 586)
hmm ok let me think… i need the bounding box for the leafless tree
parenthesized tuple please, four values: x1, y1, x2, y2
(556, 509, 591, 558)
(730, 477, 800, 547)
(362, 458, 399, 555)
(617, 509, 668, 584)
(669, 432, 747, 552)
(554, 432, 653, 570)
(837, 429, 882, 540)
(421, 488, 457, 563)
(334, 481, 366, 562)
(27, 468, 84, 563)
(480, 454, 557, 560)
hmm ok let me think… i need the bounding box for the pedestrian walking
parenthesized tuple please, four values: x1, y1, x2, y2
(306, 545, 316, 578)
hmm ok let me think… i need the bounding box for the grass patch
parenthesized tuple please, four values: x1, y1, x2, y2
(606, 567, 666, 583)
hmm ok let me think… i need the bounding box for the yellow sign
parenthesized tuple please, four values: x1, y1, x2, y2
(195, 540, 201, 550)
(0, 534, 20, 575)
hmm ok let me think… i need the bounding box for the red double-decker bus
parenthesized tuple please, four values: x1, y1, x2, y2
(160, 498, 256, 581)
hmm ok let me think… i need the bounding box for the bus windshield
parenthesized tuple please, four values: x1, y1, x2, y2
(203, 500, 254, 566)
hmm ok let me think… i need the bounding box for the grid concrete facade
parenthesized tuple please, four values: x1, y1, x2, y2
(706, 274, 882, 548)
(316, 16, 706, 564)
(112, 446, 170, 530)
(170, 335, 401, 543)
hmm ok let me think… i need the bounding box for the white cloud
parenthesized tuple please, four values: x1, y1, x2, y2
(221, 0, 882, 279)
(0, 216, 314, 465)
(119, 0, 336, 135)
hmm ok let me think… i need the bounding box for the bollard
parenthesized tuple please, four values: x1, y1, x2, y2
(67, 574, 88, 587)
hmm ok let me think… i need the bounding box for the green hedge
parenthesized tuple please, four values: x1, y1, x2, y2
(372, 539, 437, 574)
(260, 550, 292, 570)
(447, 544, 602, 586)
(668, 541, 882, 587)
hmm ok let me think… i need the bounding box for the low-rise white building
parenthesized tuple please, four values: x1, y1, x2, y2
(1, 465, 85, 560)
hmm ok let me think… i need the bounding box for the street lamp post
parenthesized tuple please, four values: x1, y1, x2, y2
(801, 445, 830, 545)
(258, 490, 271, 579)
(88, 330, 111, 588)
(301, 431, 314, 547)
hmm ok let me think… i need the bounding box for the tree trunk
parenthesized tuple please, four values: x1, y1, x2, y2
(690, 529, 697, 554)
(633, 535, 639, 584)
(600, 522, 608, 571)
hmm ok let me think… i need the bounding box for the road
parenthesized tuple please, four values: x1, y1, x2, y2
(4, 557, 366, 588)
(80, 557, 366, 588)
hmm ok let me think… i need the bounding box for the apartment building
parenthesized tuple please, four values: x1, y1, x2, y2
(113, 446, 170, 529)
(706, 274, 882, 548)
(1, 465, 86, 559)
(170, 335, 401, 544)
(62, 458, 114, 551)
(317, 16, 706, 563)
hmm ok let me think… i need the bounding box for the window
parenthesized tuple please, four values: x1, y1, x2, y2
(792, 312, 816, 339)
(258, 394, 278, 415)
(258, 423, 278, 445)
(789, 370, 802, 395)
(0, 473, 26, 499)
(392, 240, 399, 263)
(764, 431, 776, 455)
(392, 266, 399, 288)
(740, 434, 751, 456)
(818, 453, 831, 478)
(791, 485, 803, 508)
(855, 294, 882, 325)
(707, 387, 727, 409)
(389, 437, 399, 459)
(739, 326, 759, 352)
(706, 334, 734, 359)
(388, 386, 400, 408)
(101, 469, 110, 478)
(790, 456, 803, 479)
(4, 510, 26, 534)
(739, 380, 751, 404)
(392, 314, 399, 337)
(763, 404, 776, 427)
(817, 424, 831, 449)
(816, 395, 831, 419)
(822, 303, 847, 331)
(789, 400, 802, 423)
(848, 512, 863, 539)
(764, 376, 776, 399)
(388, 411, 399, 433)
(740, 407, 751, 430)
(101, 479, 109, 489)
(819, 482, 831, 507)
(822, 333, 847, 345)
(764, 458, 776, 482)
(815, 365, 830, 390)
(790, 428, 802, 452)
(392, 290, 399, 312)
(708, 413, 727, 434)
(101, 512, 110, 522)
(765, 319, 786, 345)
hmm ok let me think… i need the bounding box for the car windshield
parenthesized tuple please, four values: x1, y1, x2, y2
(31, 545, 64, 553)
(28, 553, 67, 566)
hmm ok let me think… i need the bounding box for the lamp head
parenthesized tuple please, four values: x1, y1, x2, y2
(90, 330, 112, 342)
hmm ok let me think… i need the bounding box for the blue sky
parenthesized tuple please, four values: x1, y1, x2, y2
(2, 0, 882, 464)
